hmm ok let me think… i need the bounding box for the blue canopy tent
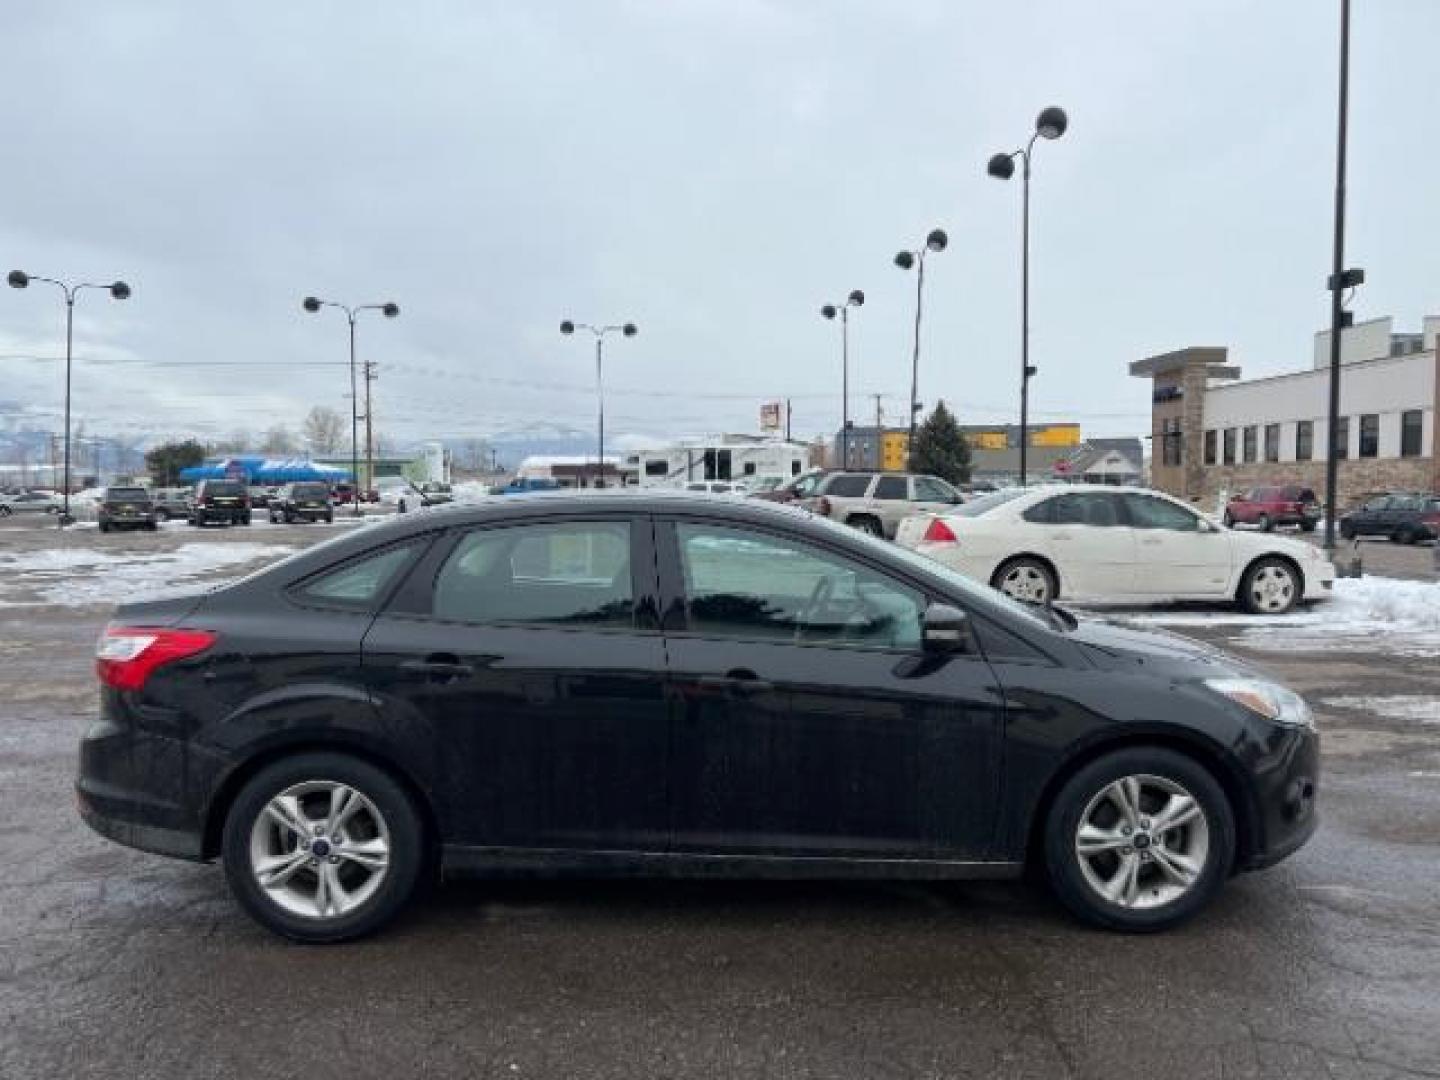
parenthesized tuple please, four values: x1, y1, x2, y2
(178, 457, 353, 485)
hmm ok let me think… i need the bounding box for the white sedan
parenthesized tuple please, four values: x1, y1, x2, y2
(894, 485, 1335, 614)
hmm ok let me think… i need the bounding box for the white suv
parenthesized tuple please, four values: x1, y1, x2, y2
(803, 471, 964, 539)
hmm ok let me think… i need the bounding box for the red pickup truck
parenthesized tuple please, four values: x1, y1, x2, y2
(1223, 485, 1321, 532)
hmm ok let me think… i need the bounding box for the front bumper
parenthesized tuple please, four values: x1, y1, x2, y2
(1239, 724, 1320, 872)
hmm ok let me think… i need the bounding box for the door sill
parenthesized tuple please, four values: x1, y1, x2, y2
(441, 844, 1022, 881)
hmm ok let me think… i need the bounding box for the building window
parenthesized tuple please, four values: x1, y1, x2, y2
(1222, 428, 1236, 465)
(1295, 421, 1313, 461)
(1401, 410, 1423, 457)
(1203, 430, 1217, 465)
(1264, 424, 1280, 463)
(1243, 426, 1257, 464)
(1358, 414, 1379, 458)
(1160, 418, 1182, 467)
(1334, 416, 1349, 460)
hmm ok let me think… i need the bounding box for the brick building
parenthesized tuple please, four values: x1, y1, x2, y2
(1130, 316, 1439, 509)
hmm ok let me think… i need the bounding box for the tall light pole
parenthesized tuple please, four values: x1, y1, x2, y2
(302, 297, 400, 515)
(821, 289, 865, 468)
(560, 320, 638, 488)
(894, 229, 948, 468)
(7, 271, 131, 526)
(1323, 0, 1362, 557)
(988, 105, 1069, 487)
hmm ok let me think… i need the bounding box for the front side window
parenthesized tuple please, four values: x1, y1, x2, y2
(1124, 494, 1200, 532)
(1264, 424, 1280, 463)
(432, 522, 633, 627)
(1401, 410, 1423, 457)
(675, 524, 922, 649)
(1358, 414, 1379, 458)
(1296, 420, 1314, 461)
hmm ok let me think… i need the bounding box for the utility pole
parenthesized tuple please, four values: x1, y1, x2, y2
(872, 393, 884, 430)
(363, 358, 377, 498)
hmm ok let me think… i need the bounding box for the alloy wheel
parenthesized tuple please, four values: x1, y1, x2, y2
(1074, 774, 1210, 910)
(248, 780, 392, 920)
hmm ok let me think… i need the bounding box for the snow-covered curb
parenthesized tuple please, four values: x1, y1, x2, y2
(1323, 695, 1440, 725)
(1115, 576, 1440, 657)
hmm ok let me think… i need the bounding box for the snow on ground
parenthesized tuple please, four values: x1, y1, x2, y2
(1113, 576, 1440, 658)
(0, 542, 295, 608)
(1323, 696, 1440, 725)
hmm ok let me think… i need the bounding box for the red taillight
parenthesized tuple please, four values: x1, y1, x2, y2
(96, 626, 217, 692)
(923, 518, 958, 544)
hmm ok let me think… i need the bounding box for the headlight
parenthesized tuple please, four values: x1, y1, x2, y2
(1204, 678, 1314, 728)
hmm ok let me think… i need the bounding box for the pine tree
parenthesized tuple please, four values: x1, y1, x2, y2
(908, 400, 972, 484)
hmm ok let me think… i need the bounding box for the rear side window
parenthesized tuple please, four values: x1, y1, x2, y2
(872, 476, 908, 500)
(823, 474, 872, 498)
(432, 522, 634, 628)
(297, 542, 422, 609)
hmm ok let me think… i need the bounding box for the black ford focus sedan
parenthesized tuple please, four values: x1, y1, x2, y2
(80, 493, 1318, 942)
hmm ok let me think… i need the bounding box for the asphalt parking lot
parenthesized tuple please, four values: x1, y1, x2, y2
(2, 520, 1438, 1079)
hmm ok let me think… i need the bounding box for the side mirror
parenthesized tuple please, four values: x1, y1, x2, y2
(922, 602, 976, 655)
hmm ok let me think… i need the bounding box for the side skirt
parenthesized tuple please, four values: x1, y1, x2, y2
(440, 845, 1023, 881)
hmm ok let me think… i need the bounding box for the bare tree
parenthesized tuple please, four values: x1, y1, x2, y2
(261, 424, 298, 455)
(301, 406, 344, 455)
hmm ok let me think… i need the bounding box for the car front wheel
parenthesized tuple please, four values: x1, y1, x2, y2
(1239, 558, 1300, 614)
(992, 557, 1057, 605)
(1045, 747, 1234, 932)
(221, 752, 425, 943)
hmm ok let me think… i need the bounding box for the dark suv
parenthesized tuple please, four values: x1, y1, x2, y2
(1223, 485, 1320, 532)
(1340, 492, 1440, 544)
(189, 480, 251, 526)
(269, 482, 335, 524)
(97, 486, 158, 533)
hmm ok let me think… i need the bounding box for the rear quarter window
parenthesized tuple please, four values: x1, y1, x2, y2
(822, 474, 873, 498)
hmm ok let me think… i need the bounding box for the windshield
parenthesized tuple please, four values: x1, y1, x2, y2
(206, 482, 244, 496)
(107, 488, 149, 500)
(952, 488, 1030, 518)
(293, 484, 329, 499)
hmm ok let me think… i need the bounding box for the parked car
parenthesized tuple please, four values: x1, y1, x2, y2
(0, 490, 63, 517)
(1340, 492, 1440, 544)
(895, 484, 1335, 614)
(97, 486, 158, 532)
(150, 487, 193, 522)
(802, 471, 964, 539)
(417, 482, 454, 504)
(747, 469, 828, 504)
(268, 482, 336, 524)
(189, 480, 251, 526)
(1222, 485, 1320, 532)
(740, 474, 790, 495)
(80, 492, 1318, 941)
(682, 481, 744, 495)
(333, 483, 379, 505)
(497, 477, 564, 495)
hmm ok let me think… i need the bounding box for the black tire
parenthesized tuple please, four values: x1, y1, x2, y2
(991, 556, 1058, 605)
(99, 522, 110, 534)
(1300, 521, 1316, 533)
(1044, 746, 1235, 933)
(1221, 511, 1234, 528)
(221, 751, 426, 943)
(1389, 529, 1404, 544)
(326, 513, 334, 524)
(847, 515, 884, 538)
(146, 523, 158, 532)
(1238, 557, 1301, 615)
(1340, 521, 1355, 540)
(0, 506, 11, 518)
(1257, 513, 1273, 533)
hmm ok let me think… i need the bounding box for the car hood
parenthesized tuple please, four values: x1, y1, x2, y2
(1066, 616, 1258, 679)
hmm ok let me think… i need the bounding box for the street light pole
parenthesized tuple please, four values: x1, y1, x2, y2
(303, 296, 400, 516)
(7, 271, 131, 526)
(894, 231, 948, 468)
(1323, 0, 1353, 556)
(821, 290, 865, 468)
(561, 320, 638, 488)
(989, 106, 1069, 487)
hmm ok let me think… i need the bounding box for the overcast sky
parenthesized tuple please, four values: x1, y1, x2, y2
(2, 0, 1437, 451)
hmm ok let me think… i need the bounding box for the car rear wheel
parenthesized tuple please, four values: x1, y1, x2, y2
(1239, 558, 1300, 614)
(1257, 513, 1273, 532)
(0, 506, 11, 518)
(1221, 511, 1234, 528)
(1044, 747, 1233, 932)
(992, 557, 1057, 605)
(222, 752, 425, 943)
(847, 515, 883, 538)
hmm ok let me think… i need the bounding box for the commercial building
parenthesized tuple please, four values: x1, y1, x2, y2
(1131, 315, 1438, 508)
